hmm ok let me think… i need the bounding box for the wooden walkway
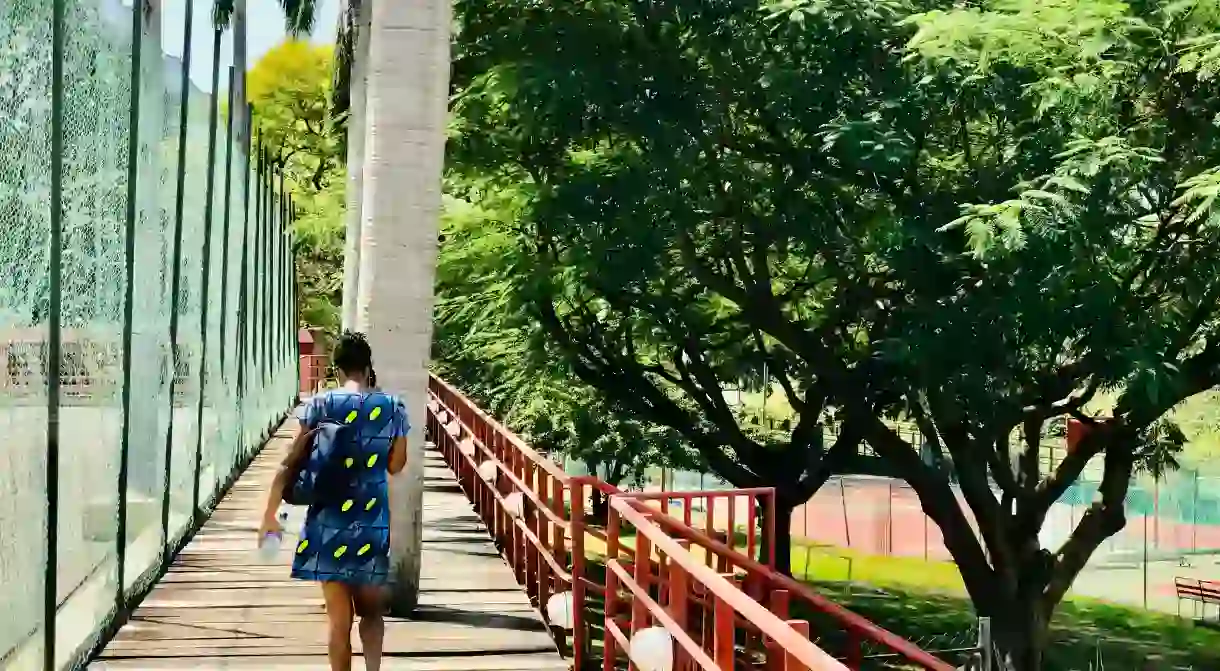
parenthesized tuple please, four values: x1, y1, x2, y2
(90, 419, 565, 670)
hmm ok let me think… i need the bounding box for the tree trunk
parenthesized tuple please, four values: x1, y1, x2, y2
(589, 488, 610, 524)
(759, 498, 795, 576)
(990, 595, 1050, 671)
(339, 0, 370, 331)
(357, 0, 452, 614)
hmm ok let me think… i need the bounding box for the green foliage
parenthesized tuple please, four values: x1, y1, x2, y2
(213, 0, 317, 34)
(449, 0, 1220, 664)
(433, 186, 694, 485)
(248, 40, 345, 333)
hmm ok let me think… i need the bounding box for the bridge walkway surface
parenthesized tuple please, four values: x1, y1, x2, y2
(88, 419, 566, 671)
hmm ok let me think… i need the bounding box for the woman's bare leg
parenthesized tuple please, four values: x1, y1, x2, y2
(353, 585, 388, 671)
(322, 582, 355, 671)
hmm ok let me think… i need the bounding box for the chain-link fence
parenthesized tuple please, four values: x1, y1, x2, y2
(0, 2, 298, 669)
(594, 447, 1220, 614)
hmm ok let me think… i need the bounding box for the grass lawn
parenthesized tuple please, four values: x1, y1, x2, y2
(791, 544, 1220, 670)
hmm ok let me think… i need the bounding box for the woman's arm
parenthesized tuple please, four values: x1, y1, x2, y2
(388, 436, 408, 475)
(387, 399, 410, 475)
(261, 424, 315, 520)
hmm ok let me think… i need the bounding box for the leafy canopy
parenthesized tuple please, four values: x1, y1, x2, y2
(451, 0, 1220, 664)
(248, 40, 346, 332)
(433, 185, 693, 487)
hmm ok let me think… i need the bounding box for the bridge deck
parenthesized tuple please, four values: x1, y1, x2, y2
(89, 420, 565, 670)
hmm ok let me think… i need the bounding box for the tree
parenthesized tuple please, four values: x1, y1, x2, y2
(450, 0, 918, 578)
(432, 189, 694, 515)
(246, 41, 346, 332)
(248, 41, 343, 192)
(450, 0, 1220, 666)
(839, 0, 1220, 666)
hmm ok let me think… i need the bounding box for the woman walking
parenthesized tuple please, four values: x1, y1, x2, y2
(259, 331, 409, 671)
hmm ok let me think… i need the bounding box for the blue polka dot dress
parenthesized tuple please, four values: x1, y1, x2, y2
(290, 389, 409, 585)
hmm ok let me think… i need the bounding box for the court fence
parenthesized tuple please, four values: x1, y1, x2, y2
(560, 460, 1220, 612)
(1, 2, 298, 669)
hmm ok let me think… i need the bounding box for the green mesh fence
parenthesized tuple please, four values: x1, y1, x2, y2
(0, 2, 299, 668)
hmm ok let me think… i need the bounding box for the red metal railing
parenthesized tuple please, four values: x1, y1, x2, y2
(605, 493, 845, 670)
(299, 354, 328, 396)
(426, 373, 955, 670)
(609, 491, 955, 670)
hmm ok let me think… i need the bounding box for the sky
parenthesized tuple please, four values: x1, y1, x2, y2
(160, 0, 341, 92)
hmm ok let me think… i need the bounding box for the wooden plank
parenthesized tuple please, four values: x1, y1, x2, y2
(90, 653, 568, 670)
(90, 417, 563, 669)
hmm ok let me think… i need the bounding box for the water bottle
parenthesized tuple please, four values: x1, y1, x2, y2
(259, 509, 289, 563)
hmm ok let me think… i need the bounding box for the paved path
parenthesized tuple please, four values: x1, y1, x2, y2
(89, 419, 565, 670)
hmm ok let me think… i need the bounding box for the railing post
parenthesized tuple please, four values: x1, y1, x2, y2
(787, 620, 812, 671)
(536, 473, 551, 611)
(846, 629, 862, 669)
(669, 540, 691, 671)
(571, 481, 587, 670)
(549, 474, 567, 641)
(714, 595, 734, 669)
(604, 504, 621, 671)
(525, 461, 539, 601)
(766, 590, 791, 671)
(766, 493, 777, 570)
(632, 524, 652, 637)
(513, 450, 525, 584)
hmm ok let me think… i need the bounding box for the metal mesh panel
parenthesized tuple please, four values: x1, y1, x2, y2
(124, 0, 172, 593)
(0, 2, 297, 666)
(197, 53, 226, 508)
(0, 2, 52, 666)
(52, 0, 132, 657)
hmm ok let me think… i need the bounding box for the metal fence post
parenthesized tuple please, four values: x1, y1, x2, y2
(44, 0, 67, 665)
(262, 157, 274, 397)
(192, 24, 224, 518)
(277, 167, 284, 387)
(236, 116, 254, 453)
(252, 144, 264, 412)
(289, 201, 299, 393)
(977, 617, 992, 671)
(160, 0, 196, 553)
(114, 0, 147, 612)
(274, 167, 279, 388)
(218, 66, 236, 381)
(278, 166, 287, 377)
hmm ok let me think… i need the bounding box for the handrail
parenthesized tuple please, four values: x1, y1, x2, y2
(425, 372, 957, 670)
(432, 391, 573, 531)
(429, 374, 570, 481)
(625, 498, 956, 670)
(610, 494, 849, 670)
(619, 488, 777, 569)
